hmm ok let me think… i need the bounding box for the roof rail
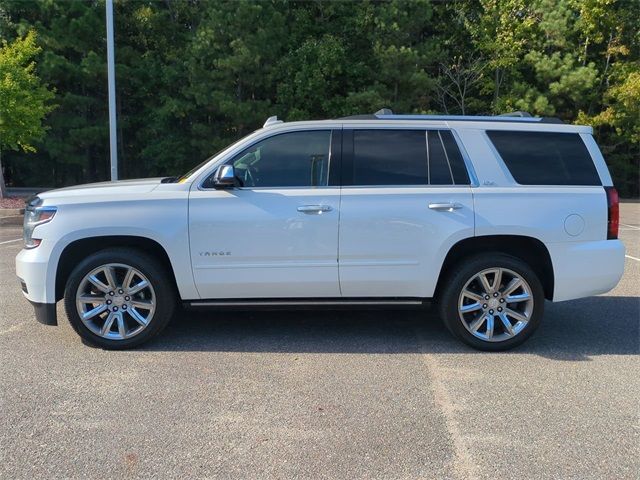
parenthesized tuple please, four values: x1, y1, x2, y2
(338, 109, 563, 124)
(263, 115, 283, 128)
(498, 111, 532, 117)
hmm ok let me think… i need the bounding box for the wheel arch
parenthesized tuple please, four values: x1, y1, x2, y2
(435, 235, 555, 300)
(55, 236, 178, 302)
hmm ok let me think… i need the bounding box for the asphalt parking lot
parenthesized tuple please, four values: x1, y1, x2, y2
(1, 204, 638, 479)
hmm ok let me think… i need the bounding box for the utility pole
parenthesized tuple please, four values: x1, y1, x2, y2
(106, 0, 118, 181)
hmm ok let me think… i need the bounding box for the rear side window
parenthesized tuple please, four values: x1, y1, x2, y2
(439, 130, 471, 184)
(353, 130, 427, 185)
(350, 129, 470, 186)
(486, 131, 601, 186)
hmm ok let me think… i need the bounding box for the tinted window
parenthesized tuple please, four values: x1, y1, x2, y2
(227, 130, 331, 187)
(351, 129, 470, 186)
(427, 130, 452, 185)
(352, 130, 427, 185)
(487, 131, 600, 186)
(440, 130, 470, 184)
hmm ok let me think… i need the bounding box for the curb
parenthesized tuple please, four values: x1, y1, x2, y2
(0, 208, 25, 216)
(0, 215, 23, 226)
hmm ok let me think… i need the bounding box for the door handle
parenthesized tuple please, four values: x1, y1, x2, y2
(429, 202, 463, 212)
(297, 205, 333, 214)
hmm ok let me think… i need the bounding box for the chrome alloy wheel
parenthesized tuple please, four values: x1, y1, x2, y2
(75, 263, 156, 340)
(458, 267, 534, 343)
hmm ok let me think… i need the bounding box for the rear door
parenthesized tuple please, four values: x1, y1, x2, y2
(338, 128, 475, 298)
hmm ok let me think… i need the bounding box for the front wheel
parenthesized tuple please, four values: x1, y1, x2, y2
(438, 254, 544, 351)
(64, 248, 175, 349)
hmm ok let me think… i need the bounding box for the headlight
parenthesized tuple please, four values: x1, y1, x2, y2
(24, 197, 57, 249)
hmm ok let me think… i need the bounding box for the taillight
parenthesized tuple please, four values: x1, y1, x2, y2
(604, 186, 619, 240)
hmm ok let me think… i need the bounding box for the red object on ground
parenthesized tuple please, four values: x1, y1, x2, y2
(0, 197, 25, 209)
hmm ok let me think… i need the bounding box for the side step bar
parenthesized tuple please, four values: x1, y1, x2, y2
(185, 298, 429, 310)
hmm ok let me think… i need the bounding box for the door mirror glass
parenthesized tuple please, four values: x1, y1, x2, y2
(213, 165, 237, 188)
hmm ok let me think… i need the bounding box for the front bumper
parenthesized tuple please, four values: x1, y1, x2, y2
(16, 244, 54, 304)
(29, 300, 57, 326)
(16, 243, 59, 325)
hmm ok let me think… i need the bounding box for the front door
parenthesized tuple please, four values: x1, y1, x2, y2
(189, 129, 341, 299)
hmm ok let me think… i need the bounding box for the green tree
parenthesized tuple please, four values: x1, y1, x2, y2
(0, 0, 637, 196)
(2, 0, 112, 185)
(0, 29, 54, 197)
(462, 0, 536, 112)
(579, 64, 640, 196)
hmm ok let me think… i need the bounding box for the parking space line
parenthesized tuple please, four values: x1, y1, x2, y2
(625, 255, 640, 262)
(415, 329, 478, 480)
(0, 323, 26, 336)
(0, 238, 21, 245)
(620, 223, 640, 230)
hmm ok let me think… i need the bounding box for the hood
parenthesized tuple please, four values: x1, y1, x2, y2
(37, 178, 164, 201)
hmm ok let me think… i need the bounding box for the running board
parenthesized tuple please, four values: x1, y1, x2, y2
(185, 298, 429, 310)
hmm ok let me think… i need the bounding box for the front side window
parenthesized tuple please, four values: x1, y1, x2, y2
(350, 129, 470, 186)
(486, 130, 601, 186)
(225, 130, 332, 188)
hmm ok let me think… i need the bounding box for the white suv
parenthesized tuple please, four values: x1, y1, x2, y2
(15, 110, 625, 350)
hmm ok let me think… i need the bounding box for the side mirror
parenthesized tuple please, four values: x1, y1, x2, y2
(212, 165, 237, 189)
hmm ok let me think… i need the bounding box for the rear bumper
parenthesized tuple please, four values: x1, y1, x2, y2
(548, 239, 625, 302)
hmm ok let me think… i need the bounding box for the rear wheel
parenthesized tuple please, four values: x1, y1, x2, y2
(438, 254, 544, 351)
(64, 248, 175, 349)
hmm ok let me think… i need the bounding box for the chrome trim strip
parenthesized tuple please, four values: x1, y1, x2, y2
(337, 185, 472, 189)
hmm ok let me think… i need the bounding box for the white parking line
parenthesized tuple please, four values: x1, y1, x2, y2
(625, 255, 640, 262)
(621, 223, 640, 230)
(0, 238, 21, 245)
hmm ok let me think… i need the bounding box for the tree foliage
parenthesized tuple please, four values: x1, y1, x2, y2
(0, 30, 54, 152)
(0, 29, 54, 196)
(0, 0, 638, 196)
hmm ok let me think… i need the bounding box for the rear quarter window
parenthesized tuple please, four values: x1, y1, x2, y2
(486, 131, 601, 186)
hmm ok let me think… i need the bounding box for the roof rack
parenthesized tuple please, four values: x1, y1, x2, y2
(498, 111, 532, 117)
(339, 109, 564, 124)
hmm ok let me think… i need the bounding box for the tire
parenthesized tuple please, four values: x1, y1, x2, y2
(64, 248, 176, 349)
(437, 253, 544, 351)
